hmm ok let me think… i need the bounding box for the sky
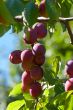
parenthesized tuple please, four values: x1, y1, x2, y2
(0, 28, 19, 86)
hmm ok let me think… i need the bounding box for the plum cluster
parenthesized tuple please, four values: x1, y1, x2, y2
(64, 60, 73, 91)
(9, 22, 47, 98)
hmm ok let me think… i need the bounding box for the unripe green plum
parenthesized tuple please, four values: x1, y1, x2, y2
(29, 82, 42, 98)
(9, 50, 22, 64)
(65, 60, 73, 78)
(65, 78, 73, 91)
(30, 66, 43, 80)
(23, 28, 37, 44)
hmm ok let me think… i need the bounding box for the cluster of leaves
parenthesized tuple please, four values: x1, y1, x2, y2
(1, 0, 73, 110)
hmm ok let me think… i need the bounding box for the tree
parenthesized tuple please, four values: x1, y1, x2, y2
(1, 0, 73, 110)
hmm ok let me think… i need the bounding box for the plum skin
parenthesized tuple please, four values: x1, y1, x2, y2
(30, 66, 43, 80)
(65, 60, 73, 77)
(9, 50, 22, 64)
(21, 49, 34, 71)
(34, 23, 47, 39)
(22, 71, 34, 86)
(39, 0, 48, 17)
(34, 55, 45, 66)
(29, 82, 42, 98)
(23, 28, 37, 44)
(65, 78, 73, 91)
(32, 43, 46, 56)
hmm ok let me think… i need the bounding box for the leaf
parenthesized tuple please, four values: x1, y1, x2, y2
(54, 83, 65, 96)
(0, 24, 10, 37)
(9, 83, 22, 97)
(6, 100, 25, 110)
(46, 0, 60, 20)
(0, 0, 14, 25)
(43, 63, 58, 85)
(61, 1, 71, 17)
(7, 83, 23, 104)
(5, 0, 28, 17)
(23, 92, 33, 101)
(23, 1, 39, 27)
(64, 94, 73, 110)
(52, 56, 61, 76)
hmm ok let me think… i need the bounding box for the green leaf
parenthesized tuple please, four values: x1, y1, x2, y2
(43, 63, 58, 85)
(54, 83, 64, 96)
(46, 0, 60, 20)
(6, 100, 25, 110)
(23, 2, 39, 27)
(5, 0, 28, 17)
(7, 83, 23, 104)
(9, 83, 22, 97)
(61, 1, 71, 17)
(52, 56, 61, 76)
(50, 90, 73, 109)
(0, 0, 14, 25)
(23, 92, 33, 101)
(0, 24, 10, 37)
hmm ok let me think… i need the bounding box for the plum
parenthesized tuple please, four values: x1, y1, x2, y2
(9, 50, 22, 64)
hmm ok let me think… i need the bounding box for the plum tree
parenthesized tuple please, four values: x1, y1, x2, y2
(32, 43, 46, 56)
(65, 78, 73, 91)
(9, 50, 22, 64)
(30, 66, 43, 80)
(29, 82, 42, 98)
(65, 60, 73, 78)
(34, 22, 47, 39)
(38, 0, 48, 17)
(23, 28, 37, 44)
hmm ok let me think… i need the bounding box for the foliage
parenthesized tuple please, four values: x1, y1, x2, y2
(0, 0, 73, 110)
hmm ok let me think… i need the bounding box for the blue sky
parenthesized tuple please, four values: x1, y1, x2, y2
(0, 28, 19, 86)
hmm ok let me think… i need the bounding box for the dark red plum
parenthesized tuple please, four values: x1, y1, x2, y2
(34, 55, 45, 66)
(65, 78, 73, 91)
(30, 66, 43, 80)
(32, 43, 46, 56)
(39, 0, 48, 17)
(9, 50, 22, 64)
(29, 82, 42, 98)
(34, 23, 47, 39)
(23, 28, 37, 44)
(22, 71, 34, 86)
(65, 60, 73, 78)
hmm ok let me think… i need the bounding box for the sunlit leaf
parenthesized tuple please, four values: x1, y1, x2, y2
(6, 100, 25, 110)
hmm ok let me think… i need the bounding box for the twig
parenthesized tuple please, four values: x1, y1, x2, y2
(14, 16, 73, 44)
(63, 21, 73, 44)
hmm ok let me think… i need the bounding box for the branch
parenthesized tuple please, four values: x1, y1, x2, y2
(63, 21, 73, 44)
(14, 16, 73, 44)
